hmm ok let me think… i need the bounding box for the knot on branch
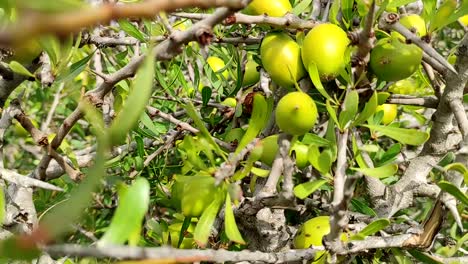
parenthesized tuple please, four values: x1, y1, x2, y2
(347, 31, 360, 45)
(196, 27, 213, 46)
(224, 15, 236, 25)
(384, 13, 399, 24)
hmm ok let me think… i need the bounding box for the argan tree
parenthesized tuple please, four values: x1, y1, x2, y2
(0, 0, 467, 263)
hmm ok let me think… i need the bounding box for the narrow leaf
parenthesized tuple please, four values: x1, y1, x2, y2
(236, 93, 269, 153)
(352, 164, 398, 178)
(8, 61, 35, 77)
(56, 51, 94, 82)
(354, 91, 378, 126)
(351, 198, 377, 216)
(193, 195, 223, 247)
(351, 218, 390, 240)
(293, 179, 328, 199)
(224, 193, 245, 244)
(109, 51, 154, 145)
(438, 181, 468, 206)
(364, 125, 429, 146)
(308, 63, 333, 101)
(118, 19, 146, 42)
(99, 178, 150, 246)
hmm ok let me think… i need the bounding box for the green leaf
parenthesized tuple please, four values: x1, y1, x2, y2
(326, 100, 341, 130)
(309, 146, 333, 174)
(109, 51, 155, 145)
(429, 0, 457, 33)
(377, 143, 401, 166)
(438, 181, 468, 206)
(140, 112, 165, 136)
(354, 91, 378, 126)
(42, 142, 107, 238)
(118, 19, 146, 42)
(224, 193, 245, 244)
(301, 133, 331, 147)
(352, 164, 398, 179)
(351, 218, 390, 240)
(236, 93, 270, 153)
(329, 0, 341, 25)
(293, 179, 328, 199)
(201, 86, 212, 107)
(185, 102, 225, 158)
(56, 51, 94, 82)
(251, 167, 270, 177)
(408, 250, 443, 264)
(387, 0, 417, 8)
(38, 35, 61, 66)
(293, 0, 313, 15)
(343, 90, 359, 118)
(193, 194, 223, 247)
(364, 125, 429, 146)
(8, 61, 35, 78)
(377, 92, 390, 105)
(350, 198, 377, 216)
(444, 163, 468, 185)
(99, 178, 150, 246)
(308, 63, 333, 101)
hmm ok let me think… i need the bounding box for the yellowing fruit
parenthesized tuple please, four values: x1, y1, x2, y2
(207, 56, 229, 79)
(388, 78, 418, 95)
(244, 0, 292, 17)
(459, 14, 468, 26)
(221, 97, 237, 108)
(376, 104, 398, 125)
(370, 37, 422, 82)
(399, 14, 426, 37)
(260, 32, 306, 87)
(275, 92, 317, 136)
(301, 23, 350, 81)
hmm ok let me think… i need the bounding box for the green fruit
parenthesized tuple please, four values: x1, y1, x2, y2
(259, 135, 279, 166)
(370, 37, 423, 82)
(301, 23, 350, 81)
(224, 127, 245, 143)
(181, 176, 218, 217)
(171, 181, 186, 210)
(399, 14, 426, 37)
(207, 56, 229, 79)
(260, 32, 306, 87)
(221, 97, 237, 108)
(290, 143, 309, 169)
(275, 92, 318, 136)
(245, 0, 292, 17)
(376, 104, 398, 125)
(388, 78, 418, 95)
(242, 59, 260, 86)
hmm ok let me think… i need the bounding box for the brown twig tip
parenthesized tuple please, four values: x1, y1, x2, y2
(224, 15, 237, 24)
(196, 29, 214, 46)
(384, 13, 400, 24)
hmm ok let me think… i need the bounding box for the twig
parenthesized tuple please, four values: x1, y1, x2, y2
(0, 0, 250, 46)
(173, 12, 316, 29)
(45, 244, 319, 262)
(386, 94, 439, 108)
(450, 100, 468, 138)
(128, 130, 182, 178)
(41, 83, 65, 132)
(0, 169, 63, 192)
(258, 134, 290, 197)
(214, 138, 260, 184)
(326, 129, 350, 255)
